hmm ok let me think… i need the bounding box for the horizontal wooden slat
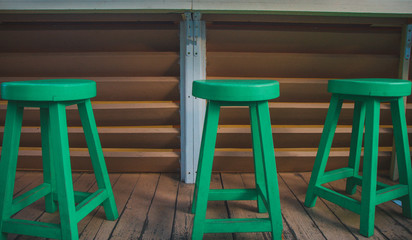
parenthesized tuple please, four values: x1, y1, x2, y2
(0, 77, 180, 101)
(0, 126, 180, 149)
(0, 13, 182, 22)
(10, 147, 180, 172)
(202, 14, 408, 25)
(0, 101, 180, 126)
(207, 52, 398, 78)
(3, 146, 395, 173)
(207, 28, 400, 54)
(212, 148, 393, 172)
(219, 102, 396, 125)
(215, 125, 398, 148)
(0, 52, 179, 77)
(0, 27, 179, 52)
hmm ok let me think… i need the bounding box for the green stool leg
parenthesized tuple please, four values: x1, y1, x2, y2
(256, 101, 283, 239)
(359, 99, 380, 237)
(0, 102, 23, 240)
(40, 108, 57, 213)
(191, 101, 210, 214)
(250, 103, 267, 213)
(345, 101, 366, 195)
(78, 100, 118, 220)
(305, 95, 343, 207)
(192, 101, 220, 240)
(391, 98, 412, 218)
(49, 103, 79, 240)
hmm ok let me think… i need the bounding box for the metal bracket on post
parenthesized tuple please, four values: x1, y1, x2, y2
(180, 12, 206, 183)
(404, 25, 412, 60)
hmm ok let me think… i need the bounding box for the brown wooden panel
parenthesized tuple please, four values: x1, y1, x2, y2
(218, 103, 394, 125)
(0, 27, 179, 52)
(207, 52, 398, 78)
(0, 77, 180, 101)
(14, 148, 180, 172)
(202, 14, 407, 25)
(212, 148, 392, 172)
(0, 52, 179, 77)
(207, 28, 400, 54)
(0, 13, 182, 22)
(215, 126, 395, 148)
(0, 126, 180, 149)
(0, 102, 180, 126)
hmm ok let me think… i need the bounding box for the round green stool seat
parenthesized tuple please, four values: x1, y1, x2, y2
(328, 78, 411, 97)
(193, 80, 279, 101)
(1, 79, 96, 101)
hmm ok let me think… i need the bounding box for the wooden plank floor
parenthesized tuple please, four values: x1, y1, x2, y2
(7, 172, 412, 240)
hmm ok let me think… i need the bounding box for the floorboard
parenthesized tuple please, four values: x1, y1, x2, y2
(4, 171, 412, 240)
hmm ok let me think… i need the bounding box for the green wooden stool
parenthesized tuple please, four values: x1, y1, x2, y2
(305, 78, 412, 237)
(0, 79, 118, 240)
(191, 80, 283, 240)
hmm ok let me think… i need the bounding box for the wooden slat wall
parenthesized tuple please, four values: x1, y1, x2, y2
(0, 14, 181, 172)
(205, 16, 409, 172)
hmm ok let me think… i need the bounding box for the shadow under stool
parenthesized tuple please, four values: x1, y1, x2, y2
(305, 78, 412, 237)
(0, 79, 118, 240)
(191, 80, 283, 240)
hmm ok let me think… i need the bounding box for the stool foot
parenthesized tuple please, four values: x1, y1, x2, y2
(250, 105, 268, 214)
(391, 98, 412, 219)
(191, 102, 220, 240)
(305, 96, 343, 208)
(345, 102, 366, 196)
(40, 108, 58, 213)
(49, 103, 79, 240)
(78, 100, 119, 221)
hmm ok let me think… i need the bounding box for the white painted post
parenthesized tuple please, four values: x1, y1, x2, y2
(180, 12, 206, 183)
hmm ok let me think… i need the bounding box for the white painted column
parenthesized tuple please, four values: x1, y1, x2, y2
(180, 12, 206, 183)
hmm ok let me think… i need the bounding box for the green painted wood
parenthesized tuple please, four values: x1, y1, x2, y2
(350, 176, 391, 190)
(75, 189, 108, 222)
(40, 107, 57, 213)
(256, 101, 283, 240)
(77, 99, 118, 221)
(0, 102, 23, 240)
(204, 218, 272, 233)
(190, 98, 211, 215)
(11, 183, 51, 215)
(193, 80, 279, 101)
(191, 101, 221, 240)
(375, 185, 408, 205)
(49, 102, 79, 240)
(0, 79, 118, 239)
(208, 189, 257, 201)
(320, 167, 353, 184)
(305, 78, 412, 237)
(0, 79, 96, 102)
(2, 219, 61, 239)
(345, 101, 366, 195)
(314, 186, 361, 214)
(304, 95, 343, 207)
(360, 99, 380, 237)
(328, 78, 412, 97)
(250, 103, 267, 213)
(191, 80, 282, 239)
(390, 97, 412, 218)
